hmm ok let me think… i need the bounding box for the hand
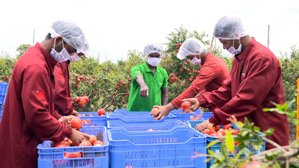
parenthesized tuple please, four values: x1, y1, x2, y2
(195, 93, 201, 97)
(182, 98, 200, 111)
(68, 129, 90, 145)
(195, 120, 210, 131)
(153, 104, 174, 120)
(71, 110, 78, 116)
(140, 84, 149, 97)
(58, 116, 78, 126)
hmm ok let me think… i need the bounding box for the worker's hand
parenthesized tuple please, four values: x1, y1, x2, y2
(195, 93, 201, 97)
(153, 104, 173, 120)
(68, 129, 90, 145)
(140, 84, 149, 97)
(195, 120, 210, 131)
(182, 98, 200, 111)
(71, 110, 78, 116)
(58, 116, 77, 126)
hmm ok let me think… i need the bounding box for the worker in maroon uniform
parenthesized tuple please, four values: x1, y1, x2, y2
(54, 43, 89, 117)
(0, 20, 90, 168)
(184, 16, 289, 149)
(154, 38, 229, 119)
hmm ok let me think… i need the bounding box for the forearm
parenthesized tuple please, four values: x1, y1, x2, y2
(162, 93, 168, 105)
(135, 74, 146, 86)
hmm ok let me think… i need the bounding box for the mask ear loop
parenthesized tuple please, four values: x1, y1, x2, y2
(233, 39, 235, 49)
(53, 37, 56, 49)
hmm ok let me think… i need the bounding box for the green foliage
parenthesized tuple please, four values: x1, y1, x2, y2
(16, 44, 31, 59)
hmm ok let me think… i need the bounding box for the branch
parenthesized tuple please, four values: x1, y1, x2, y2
(261, 136, 287, 152)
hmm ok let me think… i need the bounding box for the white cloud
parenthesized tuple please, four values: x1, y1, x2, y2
(0, 0, 298, 62)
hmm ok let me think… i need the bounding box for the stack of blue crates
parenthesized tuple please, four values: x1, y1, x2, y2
(0, 82, 8, 122)
(107, 109, 207, 168)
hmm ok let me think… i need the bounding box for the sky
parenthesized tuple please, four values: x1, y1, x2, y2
(0, 0, 298, 63)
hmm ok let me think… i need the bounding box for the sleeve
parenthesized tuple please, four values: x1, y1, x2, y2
(162, 69, 168, 88)
(171, 66, 220, 109)
(197, 75, 232, 109)
(208, 56, 277, 125)
(54, 64, 73, 116)
(53, 110, 62, 119)
(131, 65, 142, 81)
(22, 65, 72, 142)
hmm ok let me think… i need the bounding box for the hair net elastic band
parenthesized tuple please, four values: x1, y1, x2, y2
(217, 31, 248, 40)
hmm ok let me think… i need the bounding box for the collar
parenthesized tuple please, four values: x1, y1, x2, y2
(235, 37, 256, 62)
(143, 62, 158, 73)
(35, 42, 58, 73)
(201, 51, 211, 66)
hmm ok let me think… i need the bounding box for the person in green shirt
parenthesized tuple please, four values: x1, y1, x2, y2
(127, 43, 168, 111)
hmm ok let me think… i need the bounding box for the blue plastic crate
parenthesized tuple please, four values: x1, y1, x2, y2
(38, 126, 109, 168)
(0, 82, 8, 105)
(108, 127, 207, 168)
(113, 109, 128, 113)
(78, 112, 107, 127)
(107, 111, 177, 122)
(0, 105, 3, 122)
(107, 119, 187, 131)
(187, 120, 266, 167)
(170, 110, 213, 123)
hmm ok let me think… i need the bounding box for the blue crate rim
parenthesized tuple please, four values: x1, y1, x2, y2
(108, 127, 207, 146)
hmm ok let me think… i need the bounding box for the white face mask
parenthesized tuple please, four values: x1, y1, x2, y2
(50, 38, 71, 63)
(147, 57, 161, 67)
(69, 53, 80, 62)
(190, 57, 202, 65)
(227, 40, 242, 55)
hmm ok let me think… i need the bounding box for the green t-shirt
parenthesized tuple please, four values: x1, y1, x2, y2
(127, 62, 168, 111)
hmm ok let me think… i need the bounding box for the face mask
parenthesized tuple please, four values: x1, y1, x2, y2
(190, 57, 202, 65)
(227, 40, 242, 55)
(69, 53, 80, 62)
(50, 38, 71, 63)
(147, 57, 161, 67)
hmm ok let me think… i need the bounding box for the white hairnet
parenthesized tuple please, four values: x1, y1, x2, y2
(177, 38, 204, 60)
(144, 43, 163, 56)
(49, 20, 89, 55)
(213, 16, 247, 40)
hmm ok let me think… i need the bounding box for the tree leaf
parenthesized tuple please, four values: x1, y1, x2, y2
(253, 126, 260, 132)
(237, 121, 244, 128)
(225, 130, 234, 153)
(207, 140, 220, 148)
(235, 150, 243, 159)
(263, 128, 275, 136)
(208, 149, 215, 156)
